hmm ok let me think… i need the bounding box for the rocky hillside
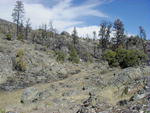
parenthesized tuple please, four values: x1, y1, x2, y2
(1, 17, 149, 63)
(0, 33, 150, 113)
(0, 19, 15, 35)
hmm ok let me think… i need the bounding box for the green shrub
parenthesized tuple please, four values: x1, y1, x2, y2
(116, 48, 128, 63)
(136, 50, 148, 62)
(17, 33, 24, 41)
(102, 50, 118, 67)
(116, 49, 147, 68)
(121, 50, 139, 68)
(16, 49, 25, 57)
(55, 51, 66, 63)
(69, 46, 80, 63)
(83, 52, 93, 63)
(0, 108, 5, 113)
(15, 57, 27, 71)
(15, 49, 27, 71)
(103, 49, 147, 68)
(6, 33, 12, 40)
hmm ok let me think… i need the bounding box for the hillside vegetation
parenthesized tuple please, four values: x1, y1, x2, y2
(0, 24, 150, 112)
(0, 1, 150, 113)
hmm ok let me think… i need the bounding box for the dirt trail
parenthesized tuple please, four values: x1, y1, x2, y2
(0, 68, 122, 112)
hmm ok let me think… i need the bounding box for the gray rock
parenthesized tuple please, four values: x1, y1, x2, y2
(110, 66, 150, 87)
(61, 31, 70, 36)
(98, 111, 109, 113)
(6, 112, 19, 113)
(21, 87, 51, 104)
(62, 90, 77, 97)
(61, 46, 69, 54)
(0, 53, 13, 84)
(21, 87, 40, 104)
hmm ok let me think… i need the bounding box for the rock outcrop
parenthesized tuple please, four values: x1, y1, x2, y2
(0, 36, 150, 113)
(21, 87, 51, 104)
(0, 52, 14, 84)
(110, 66, 150, 87)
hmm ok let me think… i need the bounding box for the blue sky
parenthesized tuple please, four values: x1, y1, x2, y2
(0, 0, 149, 39)
(73, 0, 150, 38)
(100, 0, 150, 39)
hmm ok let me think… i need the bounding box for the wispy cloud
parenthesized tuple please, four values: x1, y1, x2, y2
(24, 0, 108, 30)
(0, 0, 111, 36)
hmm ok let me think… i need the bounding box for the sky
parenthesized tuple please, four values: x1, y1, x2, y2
(0, 0, 149, 39)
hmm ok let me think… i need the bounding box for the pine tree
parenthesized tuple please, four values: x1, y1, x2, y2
(93, 31, 97, 57)
(99, 21, 112, 52)
(139, 26, 146, 40)
(113, 19, 124, 49)
(12, 0, 25, 37)
(72, 27, 78, 47)
(69, 45, 79, 63)
(25, 18, 31, 40)
(139, 26, 147, 53)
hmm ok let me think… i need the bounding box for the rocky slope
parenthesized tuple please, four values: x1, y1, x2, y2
(0, 36, 150, 113)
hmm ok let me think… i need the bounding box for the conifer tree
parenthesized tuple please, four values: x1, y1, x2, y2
(72, 27, 78, 47)
(113, 19, 124, 49)
(12, 1, 25, 37)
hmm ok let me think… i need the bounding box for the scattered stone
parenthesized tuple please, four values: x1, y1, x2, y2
(6, 112, 19, 113)
(21, 87, 52, 104)
(21, 87, 40, 104)
(117, 100, 128, 106)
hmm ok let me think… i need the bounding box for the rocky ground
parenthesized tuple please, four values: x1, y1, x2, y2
(0, 37, 150, 113)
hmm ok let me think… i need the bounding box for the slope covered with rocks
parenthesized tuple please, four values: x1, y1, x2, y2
(0, 35, 150, 113)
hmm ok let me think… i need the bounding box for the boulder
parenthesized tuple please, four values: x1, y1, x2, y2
(21, 87, 40, 104)
(21, 87, 51, 104)
(110, 66, 150, 87)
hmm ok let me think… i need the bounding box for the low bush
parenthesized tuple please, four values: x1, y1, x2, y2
(6, 33, 12, 40)
(55, 51, 66, 63)
(16, 49, 25, 57)
(15, 49, 27, 71)
(83, 52, 93, 63)
(0, 108, 5, 113)
(87, 53, 93, 63)
(103, 48, 147, 68)
(116, 49, 147, 68)
(17, 33, 24, 41)
(102, 50, 118, 67)
(69, 46, 80, 63)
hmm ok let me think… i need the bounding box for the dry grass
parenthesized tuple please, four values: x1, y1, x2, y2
(0, 90, 22, 109)
(0, 62, 134, 112)
(98, 85, 133, 105)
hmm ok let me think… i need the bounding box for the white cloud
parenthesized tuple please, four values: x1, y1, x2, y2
(66, 25, 116, 39)
(66, 26, 100, 38)
(0, 0, 110, 37)
(126, 33, 136, 37)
